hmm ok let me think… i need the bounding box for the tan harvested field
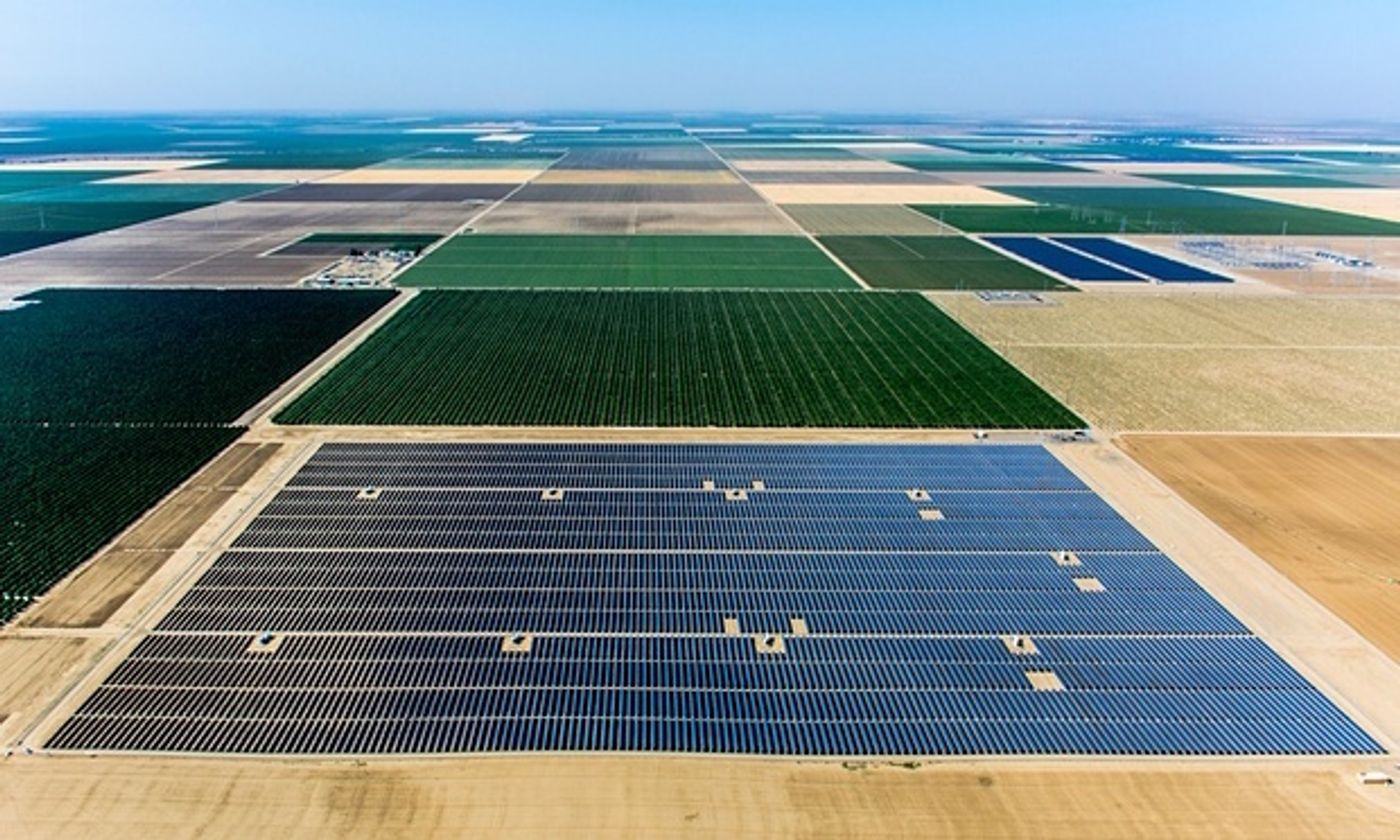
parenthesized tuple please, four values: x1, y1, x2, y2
(0, 637, 101, 743)
(935, 170, 1161, 187)
(98, 169, 336, 185)
(729, 158, 912, 173)
(532, 169, 739, 185)
(1219, 187, 1400, 223)
(318, 168, 542, 184)
(752, 183, 1029, 205)
(469, 200, 797, 234)
(3, 756, 1400, 839)
(1119, 435, 1400, 662)
(1084, 161, 1281, 175)
(1127, 234, 1400, 295)
(936, 294, 1400, 432)
(781, 204, 957, 235)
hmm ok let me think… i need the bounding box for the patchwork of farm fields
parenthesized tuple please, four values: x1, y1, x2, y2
(913, 187, 1400, 235)
(0, 425, 241, 623)
(0, 289, 395, 423)
(819, 235, 1072, 290)
(277, 290, 1082, 428)
(936, 295, 1400, 432)
(396, 235, 856, 288)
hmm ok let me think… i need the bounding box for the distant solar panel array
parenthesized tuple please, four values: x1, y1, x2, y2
(48, 443, 1378, 756)
(985, 236, 1231, 283)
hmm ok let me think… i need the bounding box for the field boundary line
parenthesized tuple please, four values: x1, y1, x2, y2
(697, 137, 872, 290)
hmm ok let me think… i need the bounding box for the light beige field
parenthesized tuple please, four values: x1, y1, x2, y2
(1119, 435, 1400, 662)
(1219, 187, 1400, 223)
(1084, 162, 1279, 176)
(781, 204, 956, 235)
(936, 294, 1400, 432)
(318, 168, 540, 184)
(3, 755, 1399, 839)
(531, 169, 739, 184)
(469, 201, 797, 234)
(729, 159, 912, 173)
(753, 184, 1029, 205)
(98, 169, 335, 185)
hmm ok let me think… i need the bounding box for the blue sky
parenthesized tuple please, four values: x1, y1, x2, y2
(3, 0, 1397, 121)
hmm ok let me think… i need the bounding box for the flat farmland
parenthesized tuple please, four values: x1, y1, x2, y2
(1119, 435, 1400, 661)
(0, 288, 395, 423)
(914, 187, 1400, 235)
(468, 202, 794, 235)
(396, 235, 855, 288)
(0, 424, 242, 624)
(277, 290, 1082, 428)
(937, 294, 1400, 432)
(821, 234, 1072, 290)
(783, 204, 956, 235)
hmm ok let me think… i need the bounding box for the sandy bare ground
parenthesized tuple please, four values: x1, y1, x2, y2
(753, 184, 1029, 205)
(934, 171, 1162, 187)
(97, 169, 337, 185)
(1118, 435, 1400, 662)
(0, 159, 215, 172)
(318, 168, 542, 185)
(2, 755, 1398, 839)
(532, 169, 740, 185)
(935, 294, 1400, 433)
(729, 159, 912, 173)
(1219, 187, 1400, 223)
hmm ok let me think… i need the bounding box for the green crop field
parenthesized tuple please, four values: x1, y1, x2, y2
(396, 235, 857, 289)
(821, 235, 1073, 290)
(0, 289, 395, 423)
(0, 170, 123, 198)
(0, 182, 277, 257)
(277, 289, 1082, 428)
(0, 424, 241, 624)
(912, 187, 1400, 235)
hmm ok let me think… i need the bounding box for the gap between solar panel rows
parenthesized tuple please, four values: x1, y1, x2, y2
(45, 443, 1381, 757)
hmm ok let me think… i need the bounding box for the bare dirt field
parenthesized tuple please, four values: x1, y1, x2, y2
(468, 201, 796, 234)
(1119, 435, 1400, 662)
(935, 294, 1400, 432)
(1219, 187, 1400, 223)
(0, 201, 479, 291)
(781, 204, 956, 235)
(2, 755, 1398, 839)
(729, 158, 911, 173)
(754, 184, 1030, 205)
(318, 168, 542, 185)
(532, 169, 740, 185)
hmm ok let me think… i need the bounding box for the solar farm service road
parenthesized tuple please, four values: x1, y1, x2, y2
(40, 442, 1383, 757)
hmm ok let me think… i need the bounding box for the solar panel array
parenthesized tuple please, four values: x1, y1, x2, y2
(48, 443, 1379, 756)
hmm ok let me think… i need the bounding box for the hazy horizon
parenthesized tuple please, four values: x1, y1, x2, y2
(4, 1, 1398, 122)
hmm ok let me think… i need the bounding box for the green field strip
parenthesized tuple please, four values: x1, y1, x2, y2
(276, 289, 1083, 429)
(911, 186, 1400, 235)
(0, 289, 396, 424)
(396, 235, 857, 289)
(0, 170, 128, 198)
(0, 425, 243, 624)
(888, 157, 1079, 173)
(819, 235, 1074, 291)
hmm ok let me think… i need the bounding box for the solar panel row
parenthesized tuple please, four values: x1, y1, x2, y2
(47, 443, 1380, 757)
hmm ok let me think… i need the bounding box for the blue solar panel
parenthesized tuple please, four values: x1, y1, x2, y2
(1052, 237, 1232, 283)
(47, 443, 1379, 757)
(983, 236, 1144, 281)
